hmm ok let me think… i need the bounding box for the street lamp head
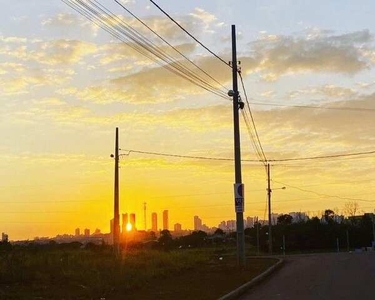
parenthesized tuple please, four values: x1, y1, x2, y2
(281, 187, 286, 190)
(110, 154, 114, 158)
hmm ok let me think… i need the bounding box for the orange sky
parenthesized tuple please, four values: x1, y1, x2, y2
(1, 0, 375, 240)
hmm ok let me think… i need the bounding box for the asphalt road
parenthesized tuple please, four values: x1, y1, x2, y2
(240, 252, 375, 300)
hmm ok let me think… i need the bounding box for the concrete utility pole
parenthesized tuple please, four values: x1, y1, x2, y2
(230, 24, 245, 268)
(267, 163, 273, 255)
(113, 127, 120, 255)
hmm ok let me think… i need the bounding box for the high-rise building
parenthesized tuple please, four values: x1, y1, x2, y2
(84, 228, 90, 236)
(1, 233, 8, 242)
(75, 228, 80, 236)
(194, 216, 202, 231)
(174, 223, 182, 232)
(163, 210, 169, 230)
(246, 217, 254, 228)
(130, 213, 136, 231)
(110, 218, 114, 234)
(151, 212, 158, 232)
(122, 213, 128, 233)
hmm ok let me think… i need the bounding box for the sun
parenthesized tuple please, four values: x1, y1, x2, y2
(126, 223, 133, 231)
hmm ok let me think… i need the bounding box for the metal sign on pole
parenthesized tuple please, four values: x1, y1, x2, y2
(234, 183, 245, 213)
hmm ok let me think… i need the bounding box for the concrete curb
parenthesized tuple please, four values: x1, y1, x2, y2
(217, 257, 284, 300)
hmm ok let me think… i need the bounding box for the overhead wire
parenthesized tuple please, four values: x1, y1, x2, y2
(249, 101, 375, 112)
(119, 148, 375, 163)
(63, 0, 230, 100)
(148, 0, 231, 68)
(114, 0, 229, 91)
(273, 180, 375, 203)
(239, 72, 267, 164)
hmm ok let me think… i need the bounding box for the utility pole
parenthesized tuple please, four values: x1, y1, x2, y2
(113, 127, 120, 255)
(230, 24, 245, 268)
(372, 213, 375, 249)
(282, 235, 286, 256)
(267, 163, 272, 255)
(256, 217, 260, 256)
(144, 202, 147, 231)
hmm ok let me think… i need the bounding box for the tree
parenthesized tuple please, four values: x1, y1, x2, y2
(324, 209, 335, 223)
(277, 214, 293, 226)
(158, 230, 173, 246)
(214, 228, 225, 236)
(343, 202, 359, 218)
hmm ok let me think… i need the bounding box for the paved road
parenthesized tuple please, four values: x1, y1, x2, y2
(240, 252, 375, 300)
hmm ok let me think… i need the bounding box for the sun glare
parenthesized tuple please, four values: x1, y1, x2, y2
(126, 223, 133, 231)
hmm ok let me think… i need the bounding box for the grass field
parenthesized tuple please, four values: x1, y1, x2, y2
(0, 246, 277, 300)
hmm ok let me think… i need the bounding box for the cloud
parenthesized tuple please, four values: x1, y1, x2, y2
(288, 85, 357, 100)
(248, 30, 372, 80)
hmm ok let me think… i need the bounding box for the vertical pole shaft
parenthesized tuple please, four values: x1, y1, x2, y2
(283, 235, 286, 256)
(336, 238, 340, 253)
(372, 215, 375, 248)
(267, 163, 272, 255)
(114, 127, 120, 255)
(232, 24, 245, 268)
(256, 219, 260, 256)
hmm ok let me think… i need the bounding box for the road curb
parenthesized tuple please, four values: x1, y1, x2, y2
(217, 257, 284, 300)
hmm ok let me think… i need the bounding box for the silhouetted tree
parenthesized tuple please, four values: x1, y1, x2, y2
(214, 228, 225, 236)
(324, 209, 335, 223)
(277, 214, 293, 225)
(158, 230, 173, 247)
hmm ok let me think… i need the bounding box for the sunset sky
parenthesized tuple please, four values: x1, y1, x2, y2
(1, 0, 375, 240)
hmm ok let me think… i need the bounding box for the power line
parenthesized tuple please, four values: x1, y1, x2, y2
(273, 180, 375, 203)
(250, 101, 375, 112)
(239, 72, 267, 164)
(148, 0, 231, 68)
(63, 0, 229, 100)
(120, 148, 375, 163)
(120, 149, 262, 162)
(268, 150, 375, 162)
(114, 0, 229, 91)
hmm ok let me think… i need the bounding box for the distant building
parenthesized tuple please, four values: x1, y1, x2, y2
(75, 228, 80, 236)
(289, 212, 308, 223)
(194, 216, 202, 231)
(1, 232, 8, 242)
(130, 213, 136, 230)
(122, 213, 128, 233)
(174, 223, 182, 232)
(271, 213, 280, 225)
(218, 221, 227, 231)
(226, 220, 236, 231)
(246, 217, 254, 228)
(163, 210, 169, 230)
(110, 218, 114, 234)
(93, 228, 101, 235)
(84, 229, 90, 236)
(151, 212, 158, 232)
(109, 219, 115, 244)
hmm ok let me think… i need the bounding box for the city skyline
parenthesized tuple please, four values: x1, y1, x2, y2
(1, 0, 375, 240)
